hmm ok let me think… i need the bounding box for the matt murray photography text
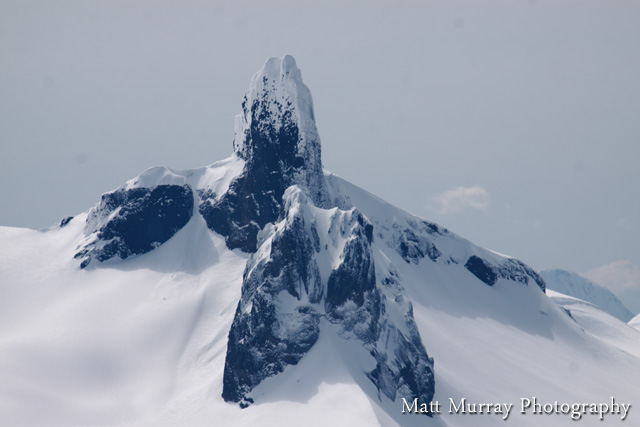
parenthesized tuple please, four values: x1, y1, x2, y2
(402, 397, 631, 421)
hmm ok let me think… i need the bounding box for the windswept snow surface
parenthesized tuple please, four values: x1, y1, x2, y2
(339, 177, 640, 426)
(1, 168, 639, 426)
(541, 269, 634, 322)
(547, 290, 640, 360)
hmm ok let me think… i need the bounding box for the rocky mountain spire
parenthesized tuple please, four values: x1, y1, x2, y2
(215, 58, 435, 407)
(200, 55, 331, 252)
(222, 186, 435, 408)
(232, 55, 330, 207)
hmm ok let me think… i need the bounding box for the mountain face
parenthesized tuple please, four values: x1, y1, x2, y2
(200, 56, 331, 253)
(62, 55, 548, 413)
(540, 269, 633, 322)
(69, 56, 440, 410)
(221, 186, 434, 407)
(16, 56, 640, 427)
(209, 57, 435, 407)
(75, 185, 194, 268)
(65, 56, 552, 411)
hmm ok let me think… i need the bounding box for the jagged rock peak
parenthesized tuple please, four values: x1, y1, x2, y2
(199, 56, 334, 252)
(231, 55, 329, 208)
(234, 56, 316, 157)
(222, 185, 434, 408)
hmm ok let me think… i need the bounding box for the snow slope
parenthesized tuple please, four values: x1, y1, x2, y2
(541, 269, 634, 322)
(2, 178, 639, 426)
(546, 290, 640, 360)
(1, 56, 639, 426)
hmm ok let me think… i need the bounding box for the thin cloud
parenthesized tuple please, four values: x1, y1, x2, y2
(584, 260, 640, 292)
(429, 185, 491, 215)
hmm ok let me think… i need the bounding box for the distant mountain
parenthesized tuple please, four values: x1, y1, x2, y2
(540, 269, 634, 322)
(1, 56, 639, 426)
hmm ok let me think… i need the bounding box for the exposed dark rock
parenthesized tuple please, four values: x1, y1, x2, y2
(356, 214, 374, 243)
(396, 228, 441, 264)
(326, 213, 376, 311)
(498, 259, 546, 292)
(563, 308, 575, 321)
(222, 292, 320, 405)
(368, 305, 435, 411)
(199, 189, 262, 253)
(199, 102, 302, 252)
(222, 189, 323, 404)
(465, 255, 546, 292)
(76, 184, 193, 268)
(263, 215, 323, 303)
(382, 268, 401, 289)
(465, 255, 498, 286)
(199, 56, 330, 253)
(223, 188, 435, 409)
(324, 211, 380, 347)
(422, 220, 447, 235)
(59, 216, 73, 227)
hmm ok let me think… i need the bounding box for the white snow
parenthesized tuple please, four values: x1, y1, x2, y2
(630, 313, 640, 332)
(3, 165, 640, 426)
(4, 48, 639, 426)
(122, 155, 245, 199)
(0, 213, 247, 426)
(541, 269, 634, 322)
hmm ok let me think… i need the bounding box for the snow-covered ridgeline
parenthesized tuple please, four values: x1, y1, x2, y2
(541, 269, 633, 322)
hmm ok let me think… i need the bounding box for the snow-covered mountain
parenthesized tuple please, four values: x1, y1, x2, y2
(540, 269, 634, 322)
(1, 56, 639, 426)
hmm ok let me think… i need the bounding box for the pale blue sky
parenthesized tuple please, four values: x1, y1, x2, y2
(1, 0, 639, 311)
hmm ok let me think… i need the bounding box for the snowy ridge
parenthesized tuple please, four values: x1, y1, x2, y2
(547, 289, 640, 360)
(541, 269, 634, 322)
(123, 156, 245, 194)
(337, 176, 545, 292)
(74, 157, 245, 268)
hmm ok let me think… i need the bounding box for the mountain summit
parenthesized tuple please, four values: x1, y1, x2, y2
(201, 55, 331, 253)
(3, 56, 637, 427)
(69, 55, 549, 414)
(74, 55, 438, 410)
(232, 55, 326, 191)
(218, 57, 434, 408)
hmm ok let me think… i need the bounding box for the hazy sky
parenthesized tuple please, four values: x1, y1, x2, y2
(2, 1, 639, 311)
